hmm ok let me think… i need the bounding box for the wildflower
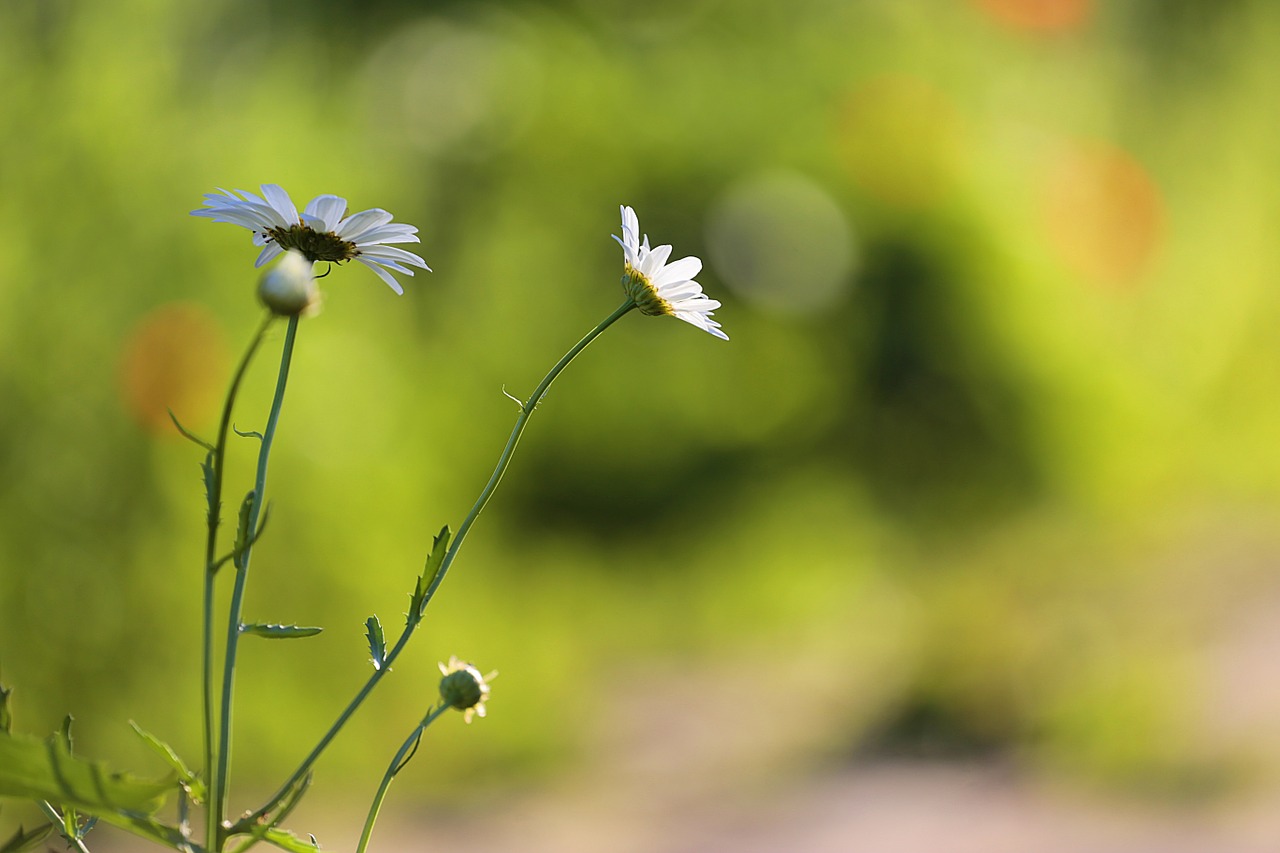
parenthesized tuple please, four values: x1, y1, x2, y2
(438, 656, 495, 723)
(257, 250, 320, 316)
(614, 205, 727, 340)
(192, 184, 429, 294)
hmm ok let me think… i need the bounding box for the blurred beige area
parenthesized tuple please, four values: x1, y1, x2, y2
(5, 0, 1280, 850)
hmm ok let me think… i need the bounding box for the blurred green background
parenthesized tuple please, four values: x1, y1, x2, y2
(4, 0, 1280, 846)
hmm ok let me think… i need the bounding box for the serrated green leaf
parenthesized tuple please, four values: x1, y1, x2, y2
(408, 526, 451, 625)
(365, 616, 386, 671)
(255, 826, 320, 853)
(0, 822, 54, 853)
(201, 451, 218, 527)
(128, 722, 206, 802)
(233, 490, 256, 569)
(0, 682, 12, 734)
(0, 729, 171, 816)
(240, 623, 323, 639)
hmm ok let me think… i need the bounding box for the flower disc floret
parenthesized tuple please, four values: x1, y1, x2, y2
(612, 205, 727, 340)
(192, 184, 430, 294)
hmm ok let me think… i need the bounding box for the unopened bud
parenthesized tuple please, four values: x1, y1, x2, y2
(438, 656, 494, 723)
(258, 250, 319, 316)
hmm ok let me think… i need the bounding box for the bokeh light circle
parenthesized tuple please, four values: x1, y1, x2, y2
(705, 171, 857, 315)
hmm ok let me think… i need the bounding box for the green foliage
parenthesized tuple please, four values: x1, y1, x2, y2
(0, 819, 53, 853)
(0, 729, 171, 819)
(240, 624, 323, 639)
(365, 615, 386, 670)
(408, 526, 451, 625)
(128, 722, 206, 802)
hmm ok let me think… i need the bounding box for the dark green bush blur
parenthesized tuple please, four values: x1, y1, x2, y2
(3, 0, 1280, 826)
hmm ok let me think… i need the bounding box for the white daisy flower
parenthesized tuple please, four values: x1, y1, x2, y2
(192, 184, 430, 294)
(613, 205, 727, 340)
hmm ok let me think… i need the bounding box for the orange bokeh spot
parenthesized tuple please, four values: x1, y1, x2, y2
(835, 75, 965, 209)
(119, 302, 228, 434)
(1041, 139, 1164, 288)
(972, 0, 1091, 33)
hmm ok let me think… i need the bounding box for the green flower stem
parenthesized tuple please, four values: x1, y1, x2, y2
(231, 300, 636, 842)
(354, 703, 450, 853)
(202, 313, 274, 853)
(212, 315, 301, 851)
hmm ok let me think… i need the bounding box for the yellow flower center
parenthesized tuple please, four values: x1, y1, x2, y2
(264, 224, 359, 264)
(622, 264, 673, 317)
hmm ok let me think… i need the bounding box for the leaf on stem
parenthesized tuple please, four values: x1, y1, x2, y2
(0, 681, 12, 734)
(0, 729, 171, 816)
(253, 826, 320, 853)
(128, 722, 207, 803)
(365, 616, 386, 671)
(240, 624, 323, 639)
(408, 526, 451, 625)
(0, 821, 54, 853)
(167, 409, 215, 452)
(232, 425, 265, 442)
(233, 490, 256, 569)
(201, 451, 218, 527)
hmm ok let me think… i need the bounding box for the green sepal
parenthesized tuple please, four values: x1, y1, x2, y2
(365, 616, 386, 671)
(128, 722, 206, 803)
(0, 728, 171, 817)
(408, 526, 451, 625)
(0, 821, 54, 853)
(233, 490, 256, 569)
(240, 623, 323, 639)
(167, 409, 215, 452)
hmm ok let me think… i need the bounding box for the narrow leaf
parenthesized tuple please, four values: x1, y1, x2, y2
(0, 682, 12, 734)
(0, 729, 171, 816)
(167, 409, 215, 452)
(233, 425, 264, 441)
(240, 623, 323, 639)
(0, 822, 54, 853)
(255, 826, 320, 853)
(408, 526, 451, 625)
(201, 451, 218, 527)
(233, 490, 256, 569)
(128, 722, 206, 802)
(365, 616, 386, 671)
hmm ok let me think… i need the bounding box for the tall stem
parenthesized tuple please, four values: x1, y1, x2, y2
(232, 301, 636, 839)
(203, 314, 273, 853)
(212, 315, 301, 850)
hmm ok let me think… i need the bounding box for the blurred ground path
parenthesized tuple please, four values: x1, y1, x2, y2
(381, 760, 1280, 853)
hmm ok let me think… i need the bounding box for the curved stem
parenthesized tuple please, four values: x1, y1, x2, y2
(233, 300, 636, 839)
(203, 313, 273, 853)
(354, 704, 450, 853)
(212, 315, 301, 850)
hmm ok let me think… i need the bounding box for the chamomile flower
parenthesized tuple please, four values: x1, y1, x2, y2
(613, 205, 727, 340)
(192, 184, 429, 294)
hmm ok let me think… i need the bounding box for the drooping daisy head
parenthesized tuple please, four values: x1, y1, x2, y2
(192, 184, 430, 294)
(613, 205, 727, 341)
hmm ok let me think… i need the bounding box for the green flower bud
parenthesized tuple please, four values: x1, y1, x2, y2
(257, 249, 319, 316)
(438, 656, 494, 723)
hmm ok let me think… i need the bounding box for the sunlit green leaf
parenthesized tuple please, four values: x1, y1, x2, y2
(0, 729, 171, 816)
(233, 490, 256, 569)
(128, 722, 206, 802)
(365, 616, 385, 670)
(240, 624, 323, 639)
(408, 526, 451, 625)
